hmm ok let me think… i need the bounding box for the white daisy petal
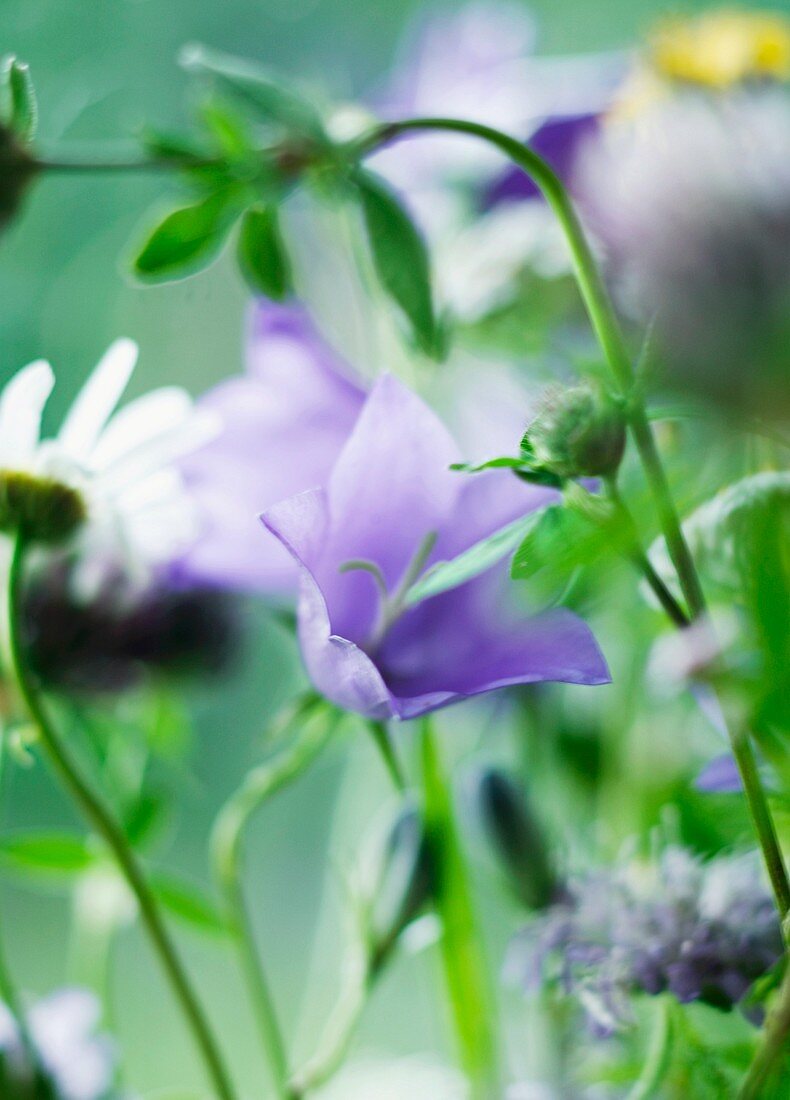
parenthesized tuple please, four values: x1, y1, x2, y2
(58, 338, 138, 463)
(90, 386, 193, 471)
(0, 359, 55, 468)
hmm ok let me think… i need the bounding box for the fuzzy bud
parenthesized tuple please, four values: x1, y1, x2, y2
(523, 384, 626, 480)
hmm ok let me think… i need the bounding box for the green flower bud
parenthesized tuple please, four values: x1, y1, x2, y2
(367, 804, 432, 972)
(523, 384, 626, 480)
(0, 122, 37, 232)
(476, 768, 560, 911)
(0, 470, 86, 544)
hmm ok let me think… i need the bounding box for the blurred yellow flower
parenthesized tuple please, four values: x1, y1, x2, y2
(650, 9, 790, 88)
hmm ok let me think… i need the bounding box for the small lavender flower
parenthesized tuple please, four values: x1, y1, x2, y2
(508, 848, 783, 1034)
(0, 989, 117, 1100)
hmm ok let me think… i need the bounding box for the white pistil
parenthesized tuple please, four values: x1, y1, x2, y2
(340, 530, 438, 653)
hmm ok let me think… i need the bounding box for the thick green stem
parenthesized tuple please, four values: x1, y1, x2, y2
(210, 696, 336, 1099)
(6, 536, 237, 1100)
(420, 719, 498, 1098)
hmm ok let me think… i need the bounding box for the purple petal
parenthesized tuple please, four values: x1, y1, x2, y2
(320, 374, 462, 641)
(695, 754, 743, 794)
(177, 302, 365, 593)
(482, 113, 601, 208)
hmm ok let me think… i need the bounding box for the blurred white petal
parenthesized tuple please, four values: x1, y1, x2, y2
(0, 359, 54, 467)
(58, 339, 138, 462)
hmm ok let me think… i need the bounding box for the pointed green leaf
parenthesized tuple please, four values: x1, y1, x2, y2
(355, 169, 438, 357)
(150, 872, 228, 937)
(181, 45, 325, 139)
(237, 204, 292, 299)
(511, 504, 607, 581)
(405, 508, 552, 607)
(132, 188, 242, 282)
(0, 832, 95, 879)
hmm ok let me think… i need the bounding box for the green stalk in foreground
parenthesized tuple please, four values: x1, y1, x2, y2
(211, 696, 337, 1099)
(420, 718, 498, 1099)
(5, 535, 237, 1100)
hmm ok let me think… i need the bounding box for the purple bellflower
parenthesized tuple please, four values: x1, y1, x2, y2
(262, 375, 609, 720)
(178, 302, 365, 593)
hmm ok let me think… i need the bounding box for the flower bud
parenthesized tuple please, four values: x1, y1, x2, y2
(475, 768, 560, 911)
(367, 804, 432, 971)
(0, 122, 37, 232)
(0, 471, 86, 545)
(522, 384, 626, 480)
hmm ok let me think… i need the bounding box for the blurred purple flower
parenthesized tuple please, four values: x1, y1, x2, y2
(178, 302, 365, 593)
(508, 847, 782, 1034)
(695, 754, 743, 794)
(263, 374, 609, 720)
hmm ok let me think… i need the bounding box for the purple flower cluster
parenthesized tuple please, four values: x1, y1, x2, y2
(508, 848, 783, 1034)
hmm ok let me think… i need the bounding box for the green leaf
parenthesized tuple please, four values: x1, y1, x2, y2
(237, 204, 292, 299)
(405, 509, 551, 607)
(132, 188, 242, 282)
(450, 457, 528, 473)
(150, 872, 228, 937)
(511, 504, 606, 581)
(1, 56, 37, 143)
(0, 832, 95, 879)
(355, 169, 438, 357)
(181, 45, 325, 139)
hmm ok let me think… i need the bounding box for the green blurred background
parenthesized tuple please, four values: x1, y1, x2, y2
(0, 1, 766, 1094)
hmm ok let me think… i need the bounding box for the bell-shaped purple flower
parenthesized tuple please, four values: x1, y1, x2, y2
(262, 375, 609, 720)
(178, 302, 365, 592)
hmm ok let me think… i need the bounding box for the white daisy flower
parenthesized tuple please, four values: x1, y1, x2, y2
(0, 339, 218, 593)
(0, 988, 116, 1100)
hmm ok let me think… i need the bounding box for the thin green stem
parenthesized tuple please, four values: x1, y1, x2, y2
(731, 729, 790, 922)
(5, 535, 237, 1100)
(604, 478, 690, 628)
(739, 961, 790, 1098)
(288, 941, 373, 1098)
(367, 721, 407, 791)
(211, 695, 336, 1099)
(420, 718, 498, 1099)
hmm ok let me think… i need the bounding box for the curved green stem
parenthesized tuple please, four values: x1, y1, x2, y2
(626, 998, 674, 1100)
(420, 718, 498, 1098)
(211, 696, 337, 1099)
(361, 117, 705, 620)
(5, 535, 237, 1100)
(288, 940, 373, 1098)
